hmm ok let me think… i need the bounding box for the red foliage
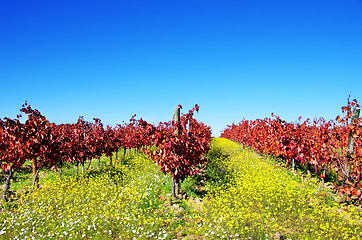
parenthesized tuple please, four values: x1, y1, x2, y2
(143, 105, 212, 181)
(0, 117, 27, 171)
(221, 100, 362, 204)
(1, 102, 211, 193)
(19, 102, 61, 170)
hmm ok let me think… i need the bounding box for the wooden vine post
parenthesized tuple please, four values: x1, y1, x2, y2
(344, 105, 361, 178)
(32, 158, 39, 188)
(2, 168, 13, 201)
(86, 158, 92, 171)
(171, 106, 181, 198)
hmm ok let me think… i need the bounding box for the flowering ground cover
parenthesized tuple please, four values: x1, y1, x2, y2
(1, 138, 362, 239)
(0, 152, 184, 239)
(189, 138, 362, 239)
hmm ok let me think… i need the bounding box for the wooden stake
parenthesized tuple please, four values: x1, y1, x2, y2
(171, 105, 181, 198)
(345, 105, 361, 177)
(86, 158, 92, 171)
(32, 169, 40, 189)
(32, 158, 39, 188)
(171, 178, 179, 198)
(2, 169, 13, 202)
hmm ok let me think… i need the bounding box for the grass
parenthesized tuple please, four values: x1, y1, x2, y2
(1, 138, 362, 239)
(2, 149, 138, 194)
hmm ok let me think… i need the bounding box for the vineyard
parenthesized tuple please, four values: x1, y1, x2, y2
(0, 103, 211, 200)
(222, 99, 362, 205)
(1, 101, 362, 239)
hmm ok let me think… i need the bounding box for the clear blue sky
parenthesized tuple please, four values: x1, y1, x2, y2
(1, 0, 361, 137)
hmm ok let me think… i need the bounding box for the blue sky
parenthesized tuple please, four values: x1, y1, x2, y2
(1, 0, 361, 136)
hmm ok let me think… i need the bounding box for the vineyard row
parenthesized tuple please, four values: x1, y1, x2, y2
(0, 103, 211, 200)
(221, 99, 362, 204)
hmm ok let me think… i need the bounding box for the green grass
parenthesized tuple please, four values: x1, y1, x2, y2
(1, 139, 362, 239)
(2, 149, 137, 193)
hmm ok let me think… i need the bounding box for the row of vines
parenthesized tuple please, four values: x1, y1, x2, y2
(0, 102, 211, 200)
(221, 99, 362, 204)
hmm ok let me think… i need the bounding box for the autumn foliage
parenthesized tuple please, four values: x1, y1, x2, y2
(0, 103, 211, 198)
(221, 99, 362, 204)
(143, 104, 212, 182)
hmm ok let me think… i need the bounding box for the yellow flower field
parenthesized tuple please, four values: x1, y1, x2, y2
(1, 138, 361, 239)
(189, 138, 362, 239)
